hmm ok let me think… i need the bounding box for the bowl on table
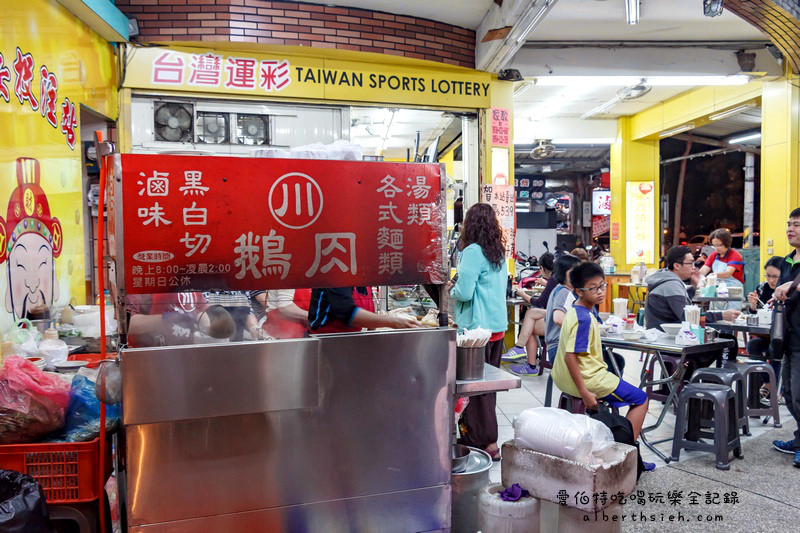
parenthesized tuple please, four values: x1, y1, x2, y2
(598, 312, 610, 322)
(660, 323, 683, 337)
(54, 360, 89, 374)
(621, 330, 643, 341)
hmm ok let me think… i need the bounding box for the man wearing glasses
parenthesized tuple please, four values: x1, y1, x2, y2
(645, 245, 739, 331)
(771, 208, 800, 466)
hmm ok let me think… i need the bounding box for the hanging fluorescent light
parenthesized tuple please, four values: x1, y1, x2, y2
(481, 0, 557, 72)
(626, 0, 640, 25)
(516, 0, 555, 44)
(647, 75, 751, 86)
(513, 81, 533, 98)
(534, 75, 751, 87)
(727, 132, 761, 144)
(551, 138, 617, 144)
(580, 95, 625, 119)
(708, 103, 756, 121)
(659, 124, 695, 138)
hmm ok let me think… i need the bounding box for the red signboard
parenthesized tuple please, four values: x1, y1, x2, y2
(109, 154, 445, 293)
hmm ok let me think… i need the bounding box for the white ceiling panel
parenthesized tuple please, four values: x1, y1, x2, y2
(525, 0, 766, 42)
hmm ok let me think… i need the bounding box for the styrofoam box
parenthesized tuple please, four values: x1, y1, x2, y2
(500, 440, 637, 513)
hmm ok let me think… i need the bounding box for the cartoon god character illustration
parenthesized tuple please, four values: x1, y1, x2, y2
(0, 158, 63, 320)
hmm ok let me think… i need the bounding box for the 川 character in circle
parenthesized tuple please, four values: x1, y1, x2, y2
(0, 158, 63, 320)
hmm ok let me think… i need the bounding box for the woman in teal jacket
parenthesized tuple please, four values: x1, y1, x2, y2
(449, 203, 509, 459)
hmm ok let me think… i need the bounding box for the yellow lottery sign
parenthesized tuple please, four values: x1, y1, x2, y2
(123, 45, 492, 109)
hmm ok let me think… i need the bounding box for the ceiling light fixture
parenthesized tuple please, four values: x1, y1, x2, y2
(551, 138, 616, 144)
(727, 132, 761, 144)
(580, 95, 625, 119)
(626, 0, 640, 25)
(703, 0, 724, 17)
(481, 0, 557, 72)
(534, 75, 751, 87)
(513, 81, 533, 98)
(378, 109, 398, 155)
(580, 83, 650, 119)
(659, 124, 695, 138)
(516, 1, 555, 44)
(708, 103, 756, 121)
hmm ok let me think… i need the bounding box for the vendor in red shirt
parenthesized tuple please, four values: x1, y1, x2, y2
(699, 228, 745, 285)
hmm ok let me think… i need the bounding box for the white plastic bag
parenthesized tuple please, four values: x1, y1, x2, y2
(675, 322, 699, 346)
(3, 320, 42, 357)
(513, 407, 614, 464)
(717, 281, 729, 297)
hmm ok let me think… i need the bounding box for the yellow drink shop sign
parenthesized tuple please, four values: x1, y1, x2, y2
(123, 45, 492, 108)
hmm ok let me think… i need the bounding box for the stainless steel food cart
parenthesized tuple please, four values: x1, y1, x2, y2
(103, 152, 519, 531)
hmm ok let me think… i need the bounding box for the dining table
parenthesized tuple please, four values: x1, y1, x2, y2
(601, 333, 736, 462)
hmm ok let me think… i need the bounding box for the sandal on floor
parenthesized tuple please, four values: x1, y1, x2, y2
(485, 445, 501, 461)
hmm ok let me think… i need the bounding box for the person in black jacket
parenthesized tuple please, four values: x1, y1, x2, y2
(771, 208, 800, 466)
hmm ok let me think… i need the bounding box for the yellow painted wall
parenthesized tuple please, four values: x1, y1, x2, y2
(0, 0, 117, 329)
(630, 83, 763, 140)
(616, 79, 768, 271)
(760, 76, 800, 265)
(610, 117, 659, 271)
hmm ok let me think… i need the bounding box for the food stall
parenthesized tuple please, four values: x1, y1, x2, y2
(101, 151, 519, 531)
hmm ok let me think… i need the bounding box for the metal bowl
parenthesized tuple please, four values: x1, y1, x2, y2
(452, 444, 470, 473)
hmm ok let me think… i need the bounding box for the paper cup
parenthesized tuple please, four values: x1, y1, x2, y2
(757, 308, 772, 326)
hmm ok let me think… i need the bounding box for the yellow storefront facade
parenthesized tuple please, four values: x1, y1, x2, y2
(610, 73, 799, 272)
(0, 0, 117, 330)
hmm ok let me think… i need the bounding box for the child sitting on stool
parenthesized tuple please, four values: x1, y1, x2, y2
(552, 262, 650, 442)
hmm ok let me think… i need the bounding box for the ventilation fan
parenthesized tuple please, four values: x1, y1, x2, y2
(237, 114, 269, 145)
(530, 140, 557, 159)
(196, 112, 229, 144)
(154, 102, 193, 142)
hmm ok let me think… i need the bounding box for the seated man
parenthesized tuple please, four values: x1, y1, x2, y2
(645, 245, 739, 375)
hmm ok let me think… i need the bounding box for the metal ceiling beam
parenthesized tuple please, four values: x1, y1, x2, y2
(661, 145, 761, 165)
(673, 134, 762, 155)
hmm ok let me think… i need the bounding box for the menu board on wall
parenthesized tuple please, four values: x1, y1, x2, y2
(481, 184, 515, 258)
(625, 182, 655, 264)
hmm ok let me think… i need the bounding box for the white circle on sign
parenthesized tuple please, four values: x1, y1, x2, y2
(268, 172, 324, 229)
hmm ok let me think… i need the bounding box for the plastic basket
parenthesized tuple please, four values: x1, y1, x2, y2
(0, 438, 101, 503)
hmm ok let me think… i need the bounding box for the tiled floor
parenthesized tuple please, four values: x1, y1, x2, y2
(489, 348, 791, 484)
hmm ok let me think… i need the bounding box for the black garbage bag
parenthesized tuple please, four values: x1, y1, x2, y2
(0, 469, 55, 532)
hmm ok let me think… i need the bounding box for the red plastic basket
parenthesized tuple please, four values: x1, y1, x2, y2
(0, 438, 102, 503)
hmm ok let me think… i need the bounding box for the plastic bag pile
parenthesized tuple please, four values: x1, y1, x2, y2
(513, 407, 617, 465)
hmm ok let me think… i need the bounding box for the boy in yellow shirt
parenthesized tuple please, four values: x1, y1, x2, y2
(552, 262, 649, 440)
